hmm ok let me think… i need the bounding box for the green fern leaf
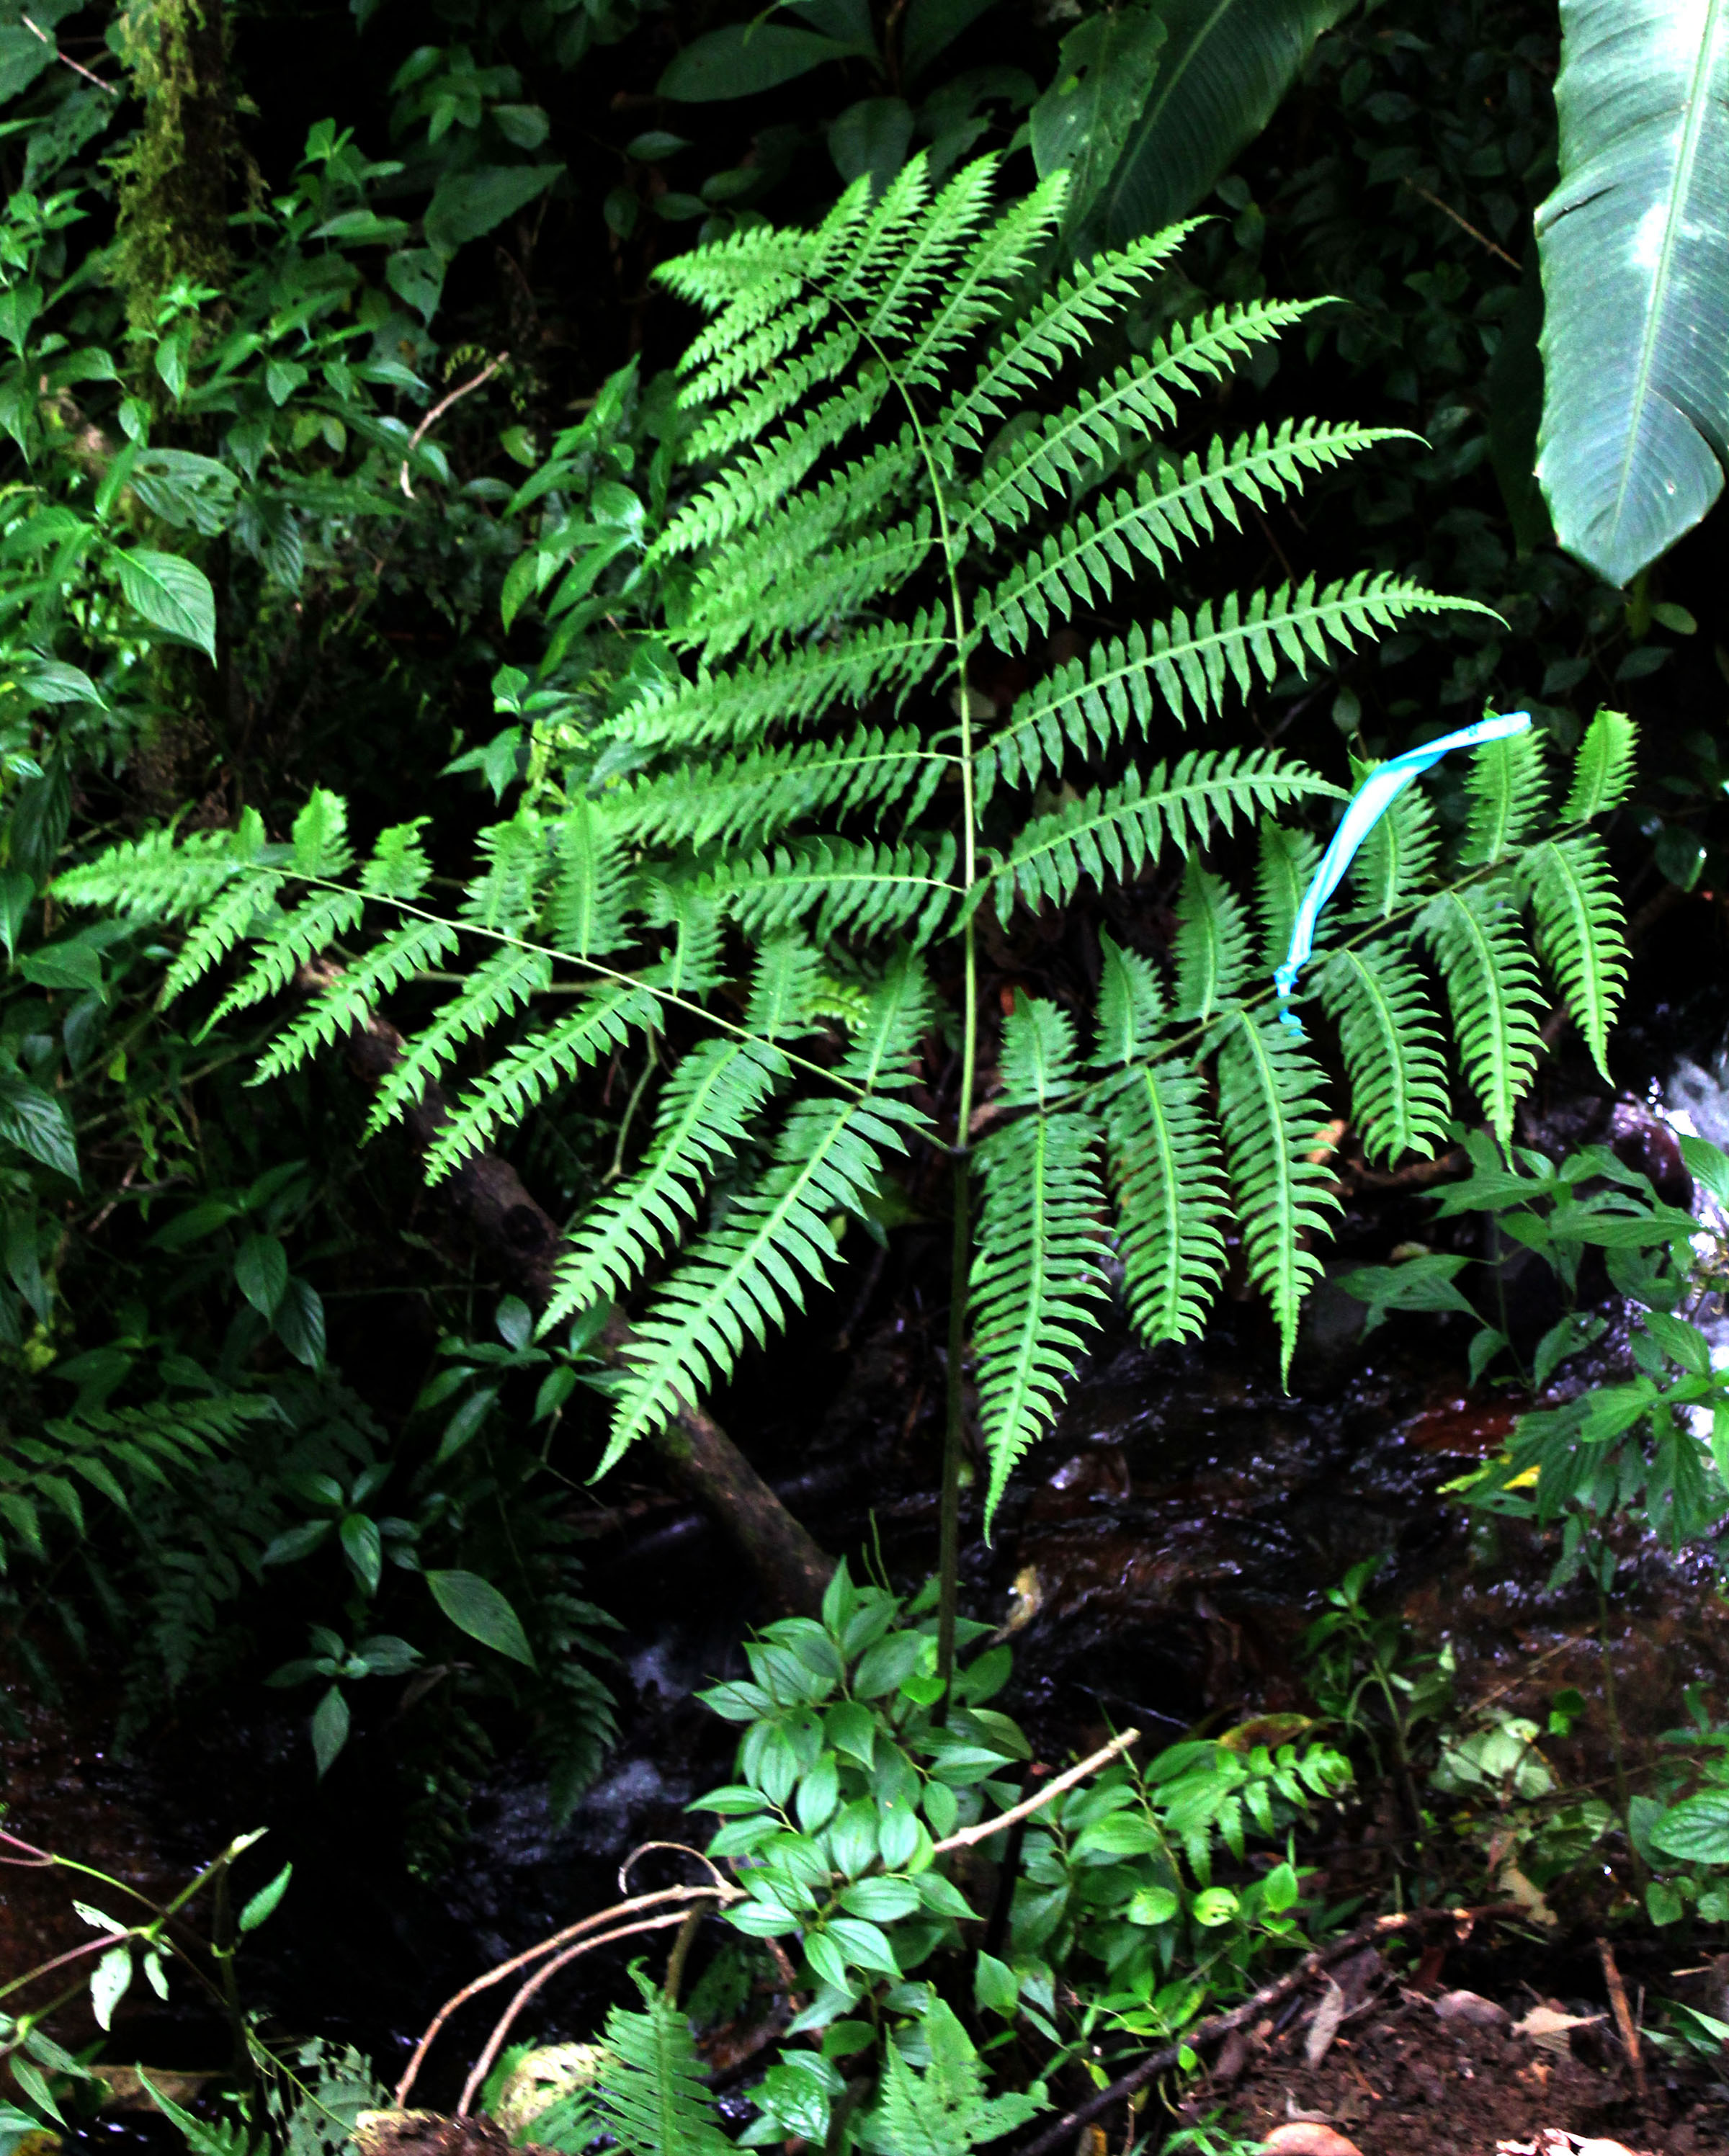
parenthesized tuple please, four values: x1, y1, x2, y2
(861, 155, 1004, 343)
(250, 917, 460, 1085)
(161, 869, 284, 1006)
(983, 750, 1334, 916)
(897, 169, 1069, 383)
(684, 323, 862, 462)
(978, 420, 1411, 651)
(981, 576, 1489, 797)
(697, 835, 958, 946)
(1217, 1013, 1341, 1382)
(203, 887, 365, 1032)
(1107, 1056, 1230, 1348)
(463, 808, 550, 934)
(1460, 725, 1547, 865)
(1091, 931, 1165, 1064)
(424, 980, 659, 1182)
(1563, 707, 1637, 820)
(607, 726, 939, 850)
(971, 996, 1110, 1532)
(1348, 769, 1441, 918)
(624, 616, 944, 741)
(54, 815, 264, 918)
(1525, 833, 1627, 1076)
(875, 1998, 1044, 2155)
(680, 292, 834, 409)
(603, 1095, 917, 1468)
(1172, 859, 1251, 1021)
(1421, 879, 1547, 1142)
(364, 944, 551, 1134)
(592, 1977, 733, 2156)
(549, 799, 635, 959)
(937, 225, 1193, 451)
(963, 299, 1323, 537)
(1256, 817, 1321, 970)
(544, 1037, 785, 1328)
(1316, 941, 1451, 1164)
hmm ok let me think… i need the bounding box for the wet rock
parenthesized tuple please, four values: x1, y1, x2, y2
(1434, 1988, 1510, 2028)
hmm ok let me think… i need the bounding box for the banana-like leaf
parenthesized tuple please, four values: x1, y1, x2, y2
(1534, 0, 1729, 586)
(1097, 0, 1354, 244)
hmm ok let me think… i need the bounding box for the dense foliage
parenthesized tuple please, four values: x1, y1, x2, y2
(5, 0, 1729, 2149)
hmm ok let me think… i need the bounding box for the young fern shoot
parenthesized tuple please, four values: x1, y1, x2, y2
(58, 158, 1635, 1678)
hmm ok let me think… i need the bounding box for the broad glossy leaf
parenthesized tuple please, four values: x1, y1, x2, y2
(1535, 0, 1729, 584)
(426, 1567, 538, 1668)
(114, 548, 217, 661)
(424, 164, 563, 257)
(1650, 1788, 1729, 1864)
(0, 1069, 79, 1184)
(1030, 2, 1166, 232)
(1099, 0, 1352, 244)
(659, 24, 864, 102)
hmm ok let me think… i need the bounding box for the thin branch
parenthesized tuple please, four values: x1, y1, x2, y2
(455, 1909, 697, 2113)
(393, 1881, 733, 2106)
(1400, 178, 1521, 270)
(21, 14, 120, 93)
(931, 1728, 1140, 1854)
(399, 352, 509, 498)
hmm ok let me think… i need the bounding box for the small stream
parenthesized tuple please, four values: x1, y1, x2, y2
(12, 941, 1729, 2125)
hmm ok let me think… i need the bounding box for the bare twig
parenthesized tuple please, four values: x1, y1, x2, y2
(21, 14, 119, 93)
(931, 1729, 1140, 1854)
(1008, 1904, 1528, 2156)
(1400, 178, 1521, 269)
(398, 353, 509, 498)
(1597, 1935, 1648, 2105)
(393, 1881, 734, 2106)
(456, 1910, 696, 2114)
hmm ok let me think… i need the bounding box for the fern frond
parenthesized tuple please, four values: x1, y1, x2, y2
(1256, 818, 1321, 970)
(651, 379, 889, 560)
(679, 432, 924, 633)
(876, 1998, 1045, 2154)
(630, 616, 944, 738)
(1348, 772, 1440, 918)
(161, 869, 285, 1005)
(1092, 931, 1165, 1065)
(607, 726, 939, 850)
(937, 226, 1198, 451)
(838, 949, 934, 1088)
(739, 932, 828, 1039)
(981, 576, 1488, 797)
(463, 809, 550, 934)
(897, 169, 1069, 384)
(862, 155, 1002, 341)
(978, 421, 1410, 649)
(828, 153, 935, 306)
(661, 225, 814, 336)
(364, 945, 551, 1134)
(971, 997, 1110, 1531)
(1217, 1012, 1341, 1382)
(684, 512, 937, 657)
(1172, 859, 1251, 1021)
(680, 294, 834, 409)
(1563, 707, 1636, 820)
(603, 1093, 916, 1467)
(983, 750, 1335, 917)
(1525, 833, 1627, 1077)
(55, 817, 264, 919)
(424, 981, 660, 1182)
(1107, 1056, 1230, 1348)
(698, 836, 958, 946)
(1421, 879, 1547, 1142)
(204, 887, 365, 1032)
(1316, 941, 1451, 1164)
(1460, 726, 1547, 865)
(964, 299, 1322, 536)
(250, 918, 460, 1086)
(592, 1979, 733, 2156)
(543, 1037, 786, 1328)
(549, 800, 634, 959)
(684, 324, 862, 462)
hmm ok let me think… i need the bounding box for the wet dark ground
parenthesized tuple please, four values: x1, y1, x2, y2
(11, 895, 1729, 2137)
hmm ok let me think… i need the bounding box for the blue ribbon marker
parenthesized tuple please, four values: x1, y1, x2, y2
(1274, 708, 1533, 1034)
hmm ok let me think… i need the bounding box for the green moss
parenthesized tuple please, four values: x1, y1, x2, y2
(111, 0, 235, 329)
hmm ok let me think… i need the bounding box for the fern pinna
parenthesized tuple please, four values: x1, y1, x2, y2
(57, 159, 1634, 1613)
